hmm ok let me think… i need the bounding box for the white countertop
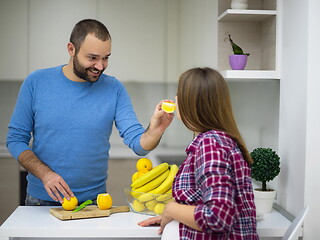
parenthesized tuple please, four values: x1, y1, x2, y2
(0, 206, 293, 239)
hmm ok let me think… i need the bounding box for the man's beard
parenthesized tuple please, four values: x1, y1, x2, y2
(73, 55, 104, 83)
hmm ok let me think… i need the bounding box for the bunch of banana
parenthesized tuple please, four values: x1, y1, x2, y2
(130, 162, 179, 215)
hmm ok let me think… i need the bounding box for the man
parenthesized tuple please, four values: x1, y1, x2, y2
(6, 19, 173, 205)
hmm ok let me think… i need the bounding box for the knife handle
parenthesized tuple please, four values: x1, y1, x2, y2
(73, 199, 93, 213)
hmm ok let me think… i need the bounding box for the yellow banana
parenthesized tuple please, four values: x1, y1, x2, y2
(154, 202, 166, 215)
(156, 190, 172, 202)
(137, 192, 157, 202)
(131, 162, 169, 189)
(132, 199, 145, 212)
(145, 199, 158, 211)
(137, 165, 178, 202)
(132, 169, 170, 193)
(162, 197, 174, 204)
(149, 164, 179, 195)
(130, 190, 142, 199)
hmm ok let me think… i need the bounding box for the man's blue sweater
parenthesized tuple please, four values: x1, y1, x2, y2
(6, 65, 148, 202)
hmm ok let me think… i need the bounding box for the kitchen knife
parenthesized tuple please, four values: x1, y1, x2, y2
(73, 199, 93, 213)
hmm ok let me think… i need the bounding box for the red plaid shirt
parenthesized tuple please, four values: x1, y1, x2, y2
(172, 130, 258, 240)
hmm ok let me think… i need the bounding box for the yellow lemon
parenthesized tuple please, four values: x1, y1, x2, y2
(136, 158, 153, 171)
(132, 171, 139, 182)
(161, 101, 176, 113)
(137, 168, 149, 178)
(62, 196, 78, 211)
(97, 193, 113, 210)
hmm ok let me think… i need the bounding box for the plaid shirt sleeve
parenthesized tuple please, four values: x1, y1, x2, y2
(193, 137, 238, 233)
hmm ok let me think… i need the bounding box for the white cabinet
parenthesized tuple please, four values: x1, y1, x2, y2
(98, 0, 166, 83)
(217, 0, 281, 80)
(1, 0, 168, 83)
(0, 158, 19, 225)
(29, 0, 97, 73)
(0, 0, 28, 80)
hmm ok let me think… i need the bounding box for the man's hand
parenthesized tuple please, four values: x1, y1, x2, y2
(18, 150, 74, 203)
(42, 171, 74, 203)
(150, 100, 174, 132)
(140, 100, 174, 151)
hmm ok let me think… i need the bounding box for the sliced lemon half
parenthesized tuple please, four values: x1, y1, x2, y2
(161, 102, 176, 113)
(97, 193, 113, 210)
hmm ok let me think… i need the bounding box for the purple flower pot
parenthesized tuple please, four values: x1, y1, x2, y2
(229, 55, 248, 70)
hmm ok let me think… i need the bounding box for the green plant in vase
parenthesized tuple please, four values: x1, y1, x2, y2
(250, 147, 281, 214)
(250, 148, 280, 191)
(225, 32, 249, 70)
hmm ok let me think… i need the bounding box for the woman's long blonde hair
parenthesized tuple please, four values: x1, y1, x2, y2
(177, 67, 252, 164)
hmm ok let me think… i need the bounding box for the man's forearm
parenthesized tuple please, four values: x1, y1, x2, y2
(140, 125, 163, 151)
(18, 150, 53, 181)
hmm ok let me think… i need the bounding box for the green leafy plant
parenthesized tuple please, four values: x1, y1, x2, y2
(250, 148, 280, 191)
(225, 32, 250, 56)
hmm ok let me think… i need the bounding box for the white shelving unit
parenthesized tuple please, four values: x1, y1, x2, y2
(217, 0, 280, 81)
(220, 70, 279, 81)
(218, 9, 277, 22)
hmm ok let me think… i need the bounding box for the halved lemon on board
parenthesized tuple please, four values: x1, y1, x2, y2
(161, 101, 176, 113)
(97, 193, 113, 210)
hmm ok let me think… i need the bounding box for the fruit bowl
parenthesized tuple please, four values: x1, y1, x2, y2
(123, 188, 174, 216)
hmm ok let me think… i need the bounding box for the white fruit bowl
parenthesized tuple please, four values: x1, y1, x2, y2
(123, 188, 174, 216)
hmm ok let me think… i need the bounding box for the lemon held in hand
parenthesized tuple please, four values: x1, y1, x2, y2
(136, 158, 153, 172)
(62, 196, 78, 211)
(97, 193, 113, 210)
(161, 101, 176, 113)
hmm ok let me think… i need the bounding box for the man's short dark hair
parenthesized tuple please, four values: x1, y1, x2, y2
(70, 19, 111, 52)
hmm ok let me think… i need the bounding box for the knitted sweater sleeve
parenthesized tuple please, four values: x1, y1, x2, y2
(114, 83, 149, 156)
(6, 74, 35, 160)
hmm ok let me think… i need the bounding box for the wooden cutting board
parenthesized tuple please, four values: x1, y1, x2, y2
(50, 205, 130, 220)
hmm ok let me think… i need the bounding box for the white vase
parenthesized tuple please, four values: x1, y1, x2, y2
(231, 0, 248, 10)
(253, 189, 276, 215)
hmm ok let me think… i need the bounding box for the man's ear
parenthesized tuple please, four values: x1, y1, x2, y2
(67, 42, 76, 56)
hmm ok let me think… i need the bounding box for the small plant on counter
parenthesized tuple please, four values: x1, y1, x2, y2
(224, 32, 250, 56)
(250, 148, 280, 191)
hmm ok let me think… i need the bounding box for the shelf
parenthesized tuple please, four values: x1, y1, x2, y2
(220, 70, 280, 81)
(218, 9, 277, 22)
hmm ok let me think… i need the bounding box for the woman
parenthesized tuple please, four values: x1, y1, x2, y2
(138, 67, 258, 239)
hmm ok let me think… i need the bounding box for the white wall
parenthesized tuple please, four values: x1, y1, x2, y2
(279, 0, 320, 239)
(304, 0, 320, 238)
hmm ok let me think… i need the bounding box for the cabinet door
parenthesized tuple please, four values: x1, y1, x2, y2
(98, 0, 166, 83)
(0, 158, 19, 225)
(0, 0, 28, 80)
(29, 0, 97, 73)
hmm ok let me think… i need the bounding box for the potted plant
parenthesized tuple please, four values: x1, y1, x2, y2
(250, 148, 280, 215)
(225, 32, 250, 70)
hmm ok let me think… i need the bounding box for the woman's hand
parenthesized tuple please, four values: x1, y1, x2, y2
(138, 201, 175, 234)
(138, 214, 173, 234)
